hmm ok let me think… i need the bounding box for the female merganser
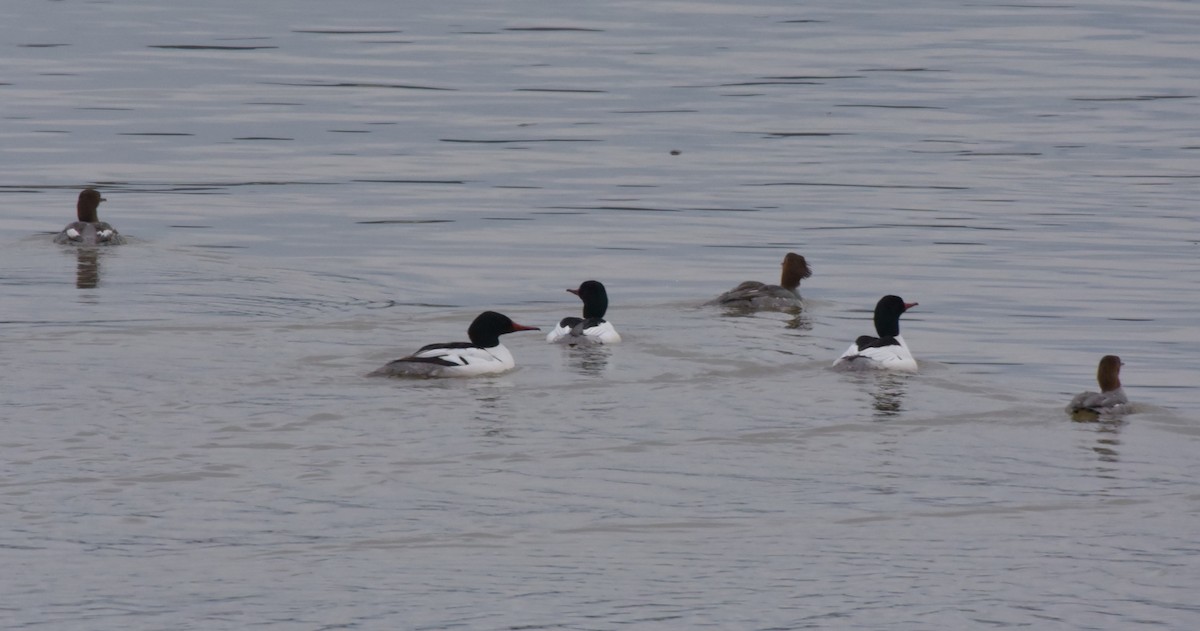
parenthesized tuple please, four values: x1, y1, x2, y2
(547, 280, 621, 345)
(708, 252, 811, 309)
(369, 311, 540, 378)
(833, 295, 918, 372)
(1067, 355, 1130, 415)
(54, 188, 124, 245)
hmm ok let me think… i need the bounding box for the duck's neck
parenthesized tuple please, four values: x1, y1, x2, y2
(1098, 371, 1121, 393)
(874, 315, 900, 339)
(780, 267, 803, 291)
(78, 202, 99, 223)
(582, 297, 607, 319)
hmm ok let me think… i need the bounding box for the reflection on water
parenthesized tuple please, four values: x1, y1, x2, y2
(3, 1, 1199, 629)
(714, 304, 811, 331)
(1072, 414, 1126, 464)
(835, 371, 910, 419)
(870, 373, 909, 420)
(74, 247, 100, 289)
(784, 310, 812, 331)
(470, 382, 515, 436)
(58, 243, 116, 294)
(563, 344, 612, 377)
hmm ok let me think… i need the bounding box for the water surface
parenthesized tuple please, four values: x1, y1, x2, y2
(2, 0, 1198, 629)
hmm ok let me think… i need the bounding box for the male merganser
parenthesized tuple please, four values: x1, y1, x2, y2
(369, 311, 540, 378)
(1067, 355, 1130, 415)
(54, 188, 124, 245)
(708, 252, 811, 310)
(547, 280, 621, 345)
(833, 295, 918, 372)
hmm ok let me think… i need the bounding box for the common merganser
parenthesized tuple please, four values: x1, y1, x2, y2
(54, 189, 124, 245)
(369, 311, 540, 378)
(708, 252, 811, 310)
(547, 280, 621, 345)
(1067, 355, 1130, 415)
(833, 295, 918, 372)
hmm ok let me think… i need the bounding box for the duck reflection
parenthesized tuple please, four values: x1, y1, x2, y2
(1071, 412, 1124, 464)
(870, 373, 909, 420)
(784, 309, 813, 331)
(719, 305, 811, 331)
(74, 246, 102, 289)
(564, 344, 612, 376)
(469, 383, 515, 437)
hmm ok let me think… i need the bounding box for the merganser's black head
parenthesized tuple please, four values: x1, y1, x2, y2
(568, 280, 609, 319)
(873, 295, 917, 338)
(77, 188, 106, 223)
(467, 311, 540, 348)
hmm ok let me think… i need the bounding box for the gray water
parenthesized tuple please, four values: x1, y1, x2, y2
(3, 1, 1199, 629)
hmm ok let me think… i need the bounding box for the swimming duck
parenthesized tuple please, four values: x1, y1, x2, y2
(833, 295, 918, 372)
(547, 280, 621, 345)
(54, 188, 124, 245)
(708, 252, 811, 310)
(369, 311, 540, 378)
(1067, 355, 1130, 415)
